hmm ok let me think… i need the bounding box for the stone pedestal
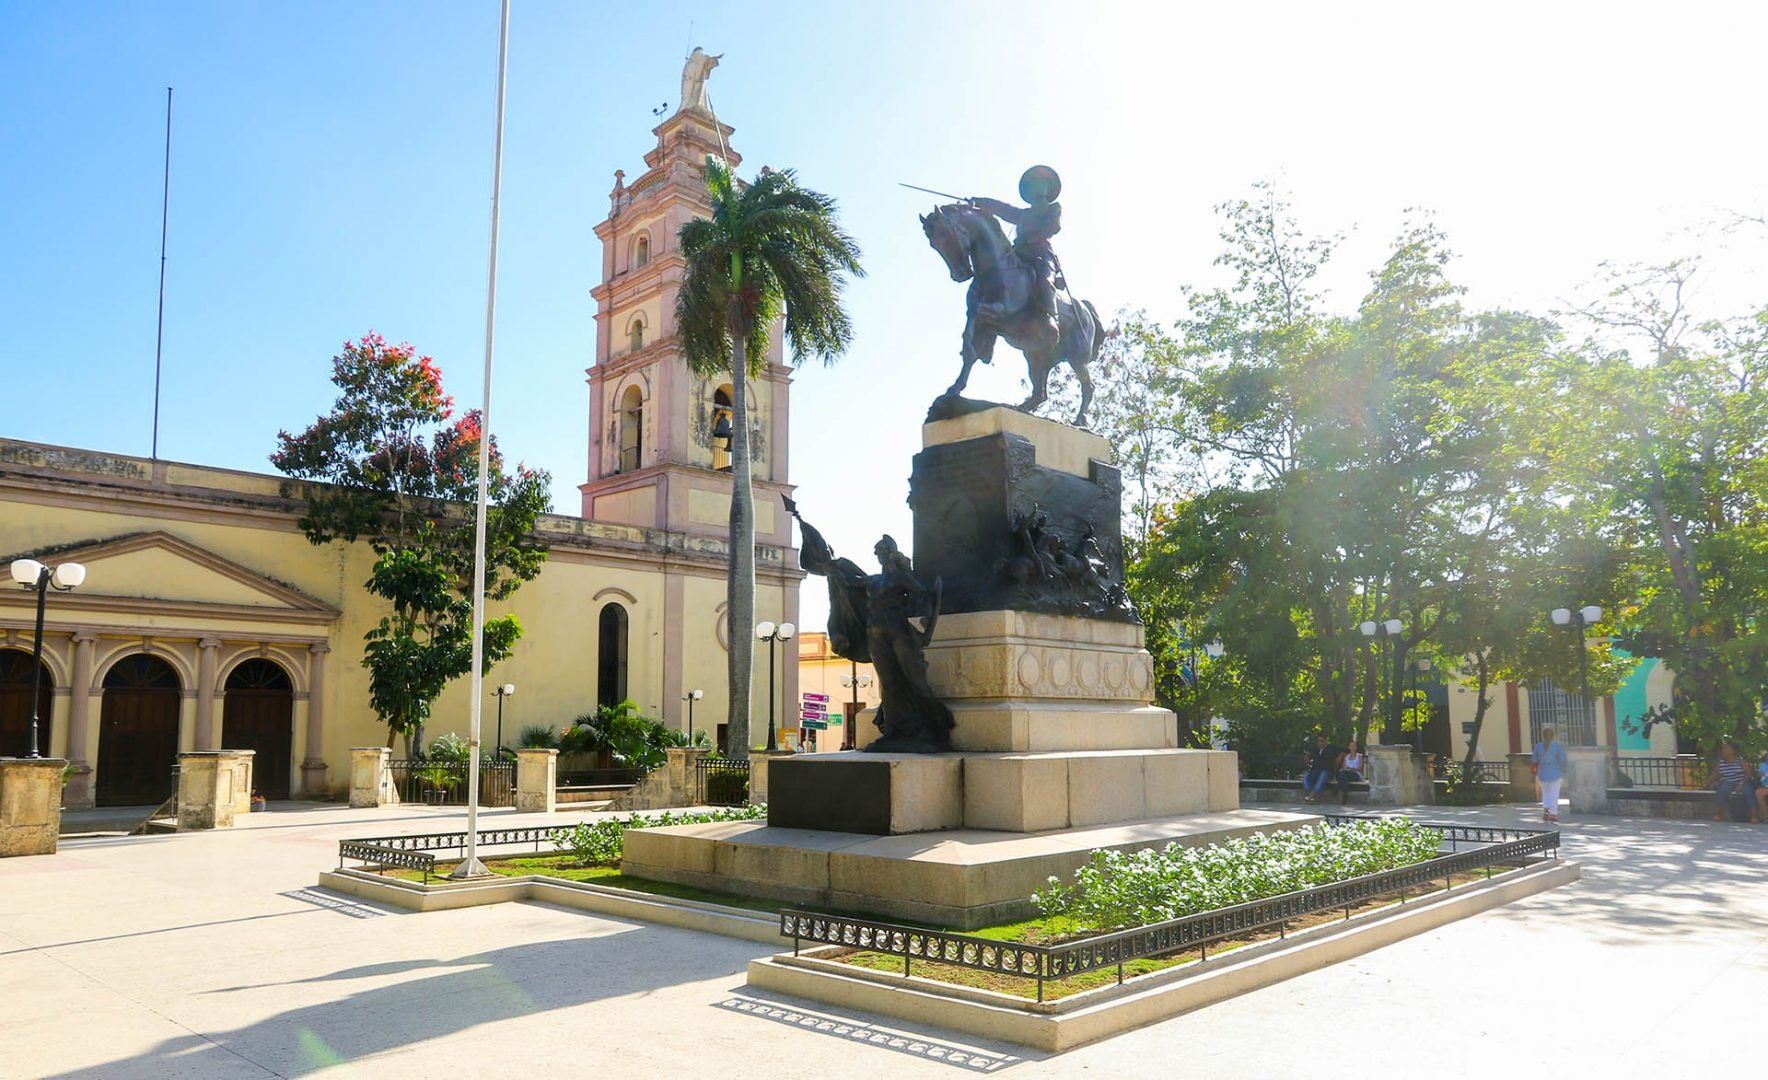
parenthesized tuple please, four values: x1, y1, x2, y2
(1507, 752, 1537, 804)
(0, 758, 65, 857)
(747, 748, 795, 806)
(924, 611, 1173, 752)
(514, 749, 558, 813)
(349, 747, 396, 808)
(1368, 745, 1432, 806)
(61, 763, 94, 812)
(1563, 746, 1613, 814)
(227, 750, 255, 816)
(178, 751, 247, 830)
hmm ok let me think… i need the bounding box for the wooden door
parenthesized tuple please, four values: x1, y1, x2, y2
(0, 649, 53, 758)
(222, 659, 293, 800)
(97, 655, 182, 807)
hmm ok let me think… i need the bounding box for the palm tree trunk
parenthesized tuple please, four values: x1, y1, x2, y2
(724, 336, 756, 760)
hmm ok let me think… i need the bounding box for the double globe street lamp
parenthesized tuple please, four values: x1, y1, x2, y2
(9, 558, 86, 759)
(755, 621, 795, 753)
(1359, 618, 1404, 744)
(1551, 605, 1603, 742)
(491, 682, 515, 754)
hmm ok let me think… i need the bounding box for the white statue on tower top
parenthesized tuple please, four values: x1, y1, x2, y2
(678, 47, 721, 115)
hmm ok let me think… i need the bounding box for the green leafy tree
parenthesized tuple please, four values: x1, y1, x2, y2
(272, 333, 552, 752)
(675, 158, 862, 759)
(1560, 259, 1768, 749)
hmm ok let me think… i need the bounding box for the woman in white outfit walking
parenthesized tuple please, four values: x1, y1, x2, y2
(1533, 725, 1567, 824)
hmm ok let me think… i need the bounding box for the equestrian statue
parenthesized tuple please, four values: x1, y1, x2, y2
(917, 165, 1104, 428)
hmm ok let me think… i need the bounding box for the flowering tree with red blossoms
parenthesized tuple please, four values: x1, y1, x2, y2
(273, 334, 552, 752)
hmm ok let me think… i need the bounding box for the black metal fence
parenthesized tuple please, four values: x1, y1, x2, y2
(336, 825, 566, 882)
(1613, 756, 1710, 789)
(1442, 760, 1510, 784)
(780, 817, 1559, 1002)
(696, 758, 750, 806)
(387, 759, 515, 807)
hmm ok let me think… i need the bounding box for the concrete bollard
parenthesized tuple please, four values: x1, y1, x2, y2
(1508, 752, 1538, 804)
(514, 748, 559, 813)
(349, 747, 396, 808)
(1367, 745, 1433, 806)
(178, 751, 246, 830)
(1563, 746, 1613, 814)
(0, 757, 66, 856)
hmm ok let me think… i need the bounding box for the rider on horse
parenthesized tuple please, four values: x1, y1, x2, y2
(969, 165, 1064, 340)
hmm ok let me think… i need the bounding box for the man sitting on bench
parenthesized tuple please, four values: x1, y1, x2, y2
(1301, 733, 1345, 804)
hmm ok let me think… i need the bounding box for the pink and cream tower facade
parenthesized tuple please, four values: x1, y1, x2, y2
(580, 73, 801, 736)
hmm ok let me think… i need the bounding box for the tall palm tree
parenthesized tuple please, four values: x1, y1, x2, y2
(676, 156, 863, 760)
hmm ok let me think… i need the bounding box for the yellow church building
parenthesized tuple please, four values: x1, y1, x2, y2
(0, 85, 801, 808)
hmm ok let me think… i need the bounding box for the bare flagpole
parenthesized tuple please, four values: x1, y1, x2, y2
(452, 0, 511, 880)
(151, 87, 172, 459)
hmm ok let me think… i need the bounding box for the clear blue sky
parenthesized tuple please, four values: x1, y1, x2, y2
(4, 2, 1764, 632)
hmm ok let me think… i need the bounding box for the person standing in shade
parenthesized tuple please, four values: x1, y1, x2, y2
(1533, 725, 1567, 824)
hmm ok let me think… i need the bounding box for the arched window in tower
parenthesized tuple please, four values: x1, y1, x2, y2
(712, 384, 734, 472)
(632, 233, 650, 270)
(627, 315, 646, 355)
(618, 385, 643, 473)
(596, 603, 629, 708)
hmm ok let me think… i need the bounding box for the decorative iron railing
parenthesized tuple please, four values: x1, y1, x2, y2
(697, 758, 751, 806)
(779, 817, 1559, 1002)
(387, 759, 515, 807)
(1612, 756, 1711, 790)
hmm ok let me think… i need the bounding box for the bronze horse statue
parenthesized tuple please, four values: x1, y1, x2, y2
(920, 202, 1103, 427)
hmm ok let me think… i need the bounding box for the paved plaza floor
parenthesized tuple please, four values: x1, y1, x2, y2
(2, 799, 1763, 1079)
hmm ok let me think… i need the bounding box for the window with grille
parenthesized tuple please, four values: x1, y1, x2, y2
(1528, 679, 1597, 747)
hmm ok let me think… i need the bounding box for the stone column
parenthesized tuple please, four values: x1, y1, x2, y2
(1367, 745, 1432, 806)
(349, 747, 394, 808)
(1507, 752, 1537, 804)
(514, 748, 559, 813)
(195, 638, 221, 749)
(0, 758, 66, 856)
(177, 751, 241, 830)
(663, 745, 709, 805)
(1563, 746, 1612, 815)
(62, 630, 97, 810)
(301, 644, 331, 795)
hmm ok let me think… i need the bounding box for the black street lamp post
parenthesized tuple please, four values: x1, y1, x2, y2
(491, 683, 515, 754)
(755, 621, 796, 753)
(840, 661, 871, 750)
(682, 688, 703, 745)
(9, 558, 85, 759)
(1551, 605, 1603, 743)
(1359, 618, 1404, 745)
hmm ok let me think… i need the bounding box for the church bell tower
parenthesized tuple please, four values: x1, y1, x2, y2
(580, 58, 794, 552)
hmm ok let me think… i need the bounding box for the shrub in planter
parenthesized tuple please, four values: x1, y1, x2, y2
(517, 724, 559, 750)
(1034, 819, 1442, 930)
(426, 732, 470, 763)
(551, 805, 766, 866)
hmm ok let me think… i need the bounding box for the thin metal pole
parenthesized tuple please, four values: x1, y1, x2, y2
(765, 636, 778, 752)
(151, 87, 172, 460)
(453, 0, 511, 880)
(1576, 613, 1592, 745)
(26, 568, 49, 758)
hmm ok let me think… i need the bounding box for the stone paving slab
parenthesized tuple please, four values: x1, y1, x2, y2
(0, 800, 1764, 1078)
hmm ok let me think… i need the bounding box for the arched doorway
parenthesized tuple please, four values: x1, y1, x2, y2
(597, 603, 629, 708)
(97, 654, 182, 806)
(222, 659, 293, 800)
(0, 649, 54, 758)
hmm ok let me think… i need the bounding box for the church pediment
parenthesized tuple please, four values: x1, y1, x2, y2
(3, 531, 339, 621)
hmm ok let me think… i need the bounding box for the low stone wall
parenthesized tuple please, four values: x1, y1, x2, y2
(606, 748, 708, 812)
(1239, 780, 1371, 807)
(1607, 789, 1724, 821)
